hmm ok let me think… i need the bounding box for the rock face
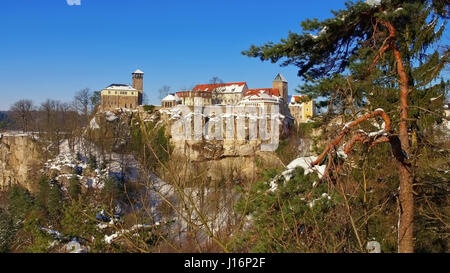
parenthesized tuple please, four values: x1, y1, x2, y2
(199, 151, 283, 182)
(0, 135, 43, 192)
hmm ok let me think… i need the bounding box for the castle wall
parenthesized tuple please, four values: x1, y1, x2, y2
(101, 94, 139, 111)
(289, 105, 303, 125)
(213, 92, 243, 105)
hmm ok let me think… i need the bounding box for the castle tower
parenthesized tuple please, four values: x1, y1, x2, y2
(273, 73, 289, 115)
(132, 69, 144, 105)
(272, 73, 288, 102)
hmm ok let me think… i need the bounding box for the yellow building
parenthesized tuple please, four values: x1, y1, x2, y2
(289, 95, 315, 123)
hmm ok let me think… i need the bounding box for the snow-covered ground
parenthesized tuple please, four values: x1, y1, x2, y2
(43, 138, 142, 189)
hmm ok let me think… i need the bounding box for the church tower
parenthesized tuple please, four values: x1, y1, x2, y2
(132, 69, 144, 105)
(272, 73, 288, 102)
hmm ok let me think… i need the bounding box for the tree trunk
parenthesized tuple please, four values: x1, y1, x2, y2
(392, 41, 414, 253)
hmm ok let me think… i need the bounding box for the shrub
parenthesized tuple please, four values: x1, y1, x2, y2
(142, 105, 155, 112)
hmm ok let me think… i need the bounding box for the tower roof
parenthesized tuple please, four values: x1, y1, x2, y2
(273, 73, 287, 82)
(133, 69, 144, 74)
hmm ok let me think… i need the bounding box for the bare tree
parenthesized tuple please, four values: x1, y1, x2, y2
(209, 77, 224, 104)
(74, 88, 92, 126)
(9, 99, 34, 132)
(209, 77, 223, 85)
(158, 85, 171, 100)
(142, 93, 150, 105)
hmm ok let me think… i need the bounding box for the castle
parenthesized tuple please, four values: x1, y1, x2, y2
(99, 70, 315, 123)
(161, 74, 314, 123)
(100, 69, 144, 111)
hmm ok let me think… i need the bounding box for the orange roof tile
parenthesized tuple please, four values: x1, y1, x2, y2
(192, 82, 247, 92)
(244, 88, 280, 97)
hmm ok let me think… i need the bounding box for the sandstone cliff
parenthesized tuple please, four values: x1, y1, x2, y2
(0, 134, 44, 192)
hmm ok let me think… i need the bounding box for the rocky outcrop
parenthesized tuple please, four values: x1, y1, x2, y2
(0, 134, 44, 192)
(200, 151, 283, 182)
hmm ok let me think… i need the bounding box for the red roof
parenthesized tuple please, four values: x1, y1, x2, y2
(292, 95, 305, 103)
(192, 82, 247, 92)
(244, 88, 280, 97)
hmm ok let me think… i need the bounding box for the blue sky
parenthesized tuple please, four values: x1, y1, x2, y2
(0, 0, 447, 110)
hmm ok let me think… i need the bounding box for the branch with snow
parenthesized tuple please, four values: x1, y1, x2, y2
(304, 109, 392, 195)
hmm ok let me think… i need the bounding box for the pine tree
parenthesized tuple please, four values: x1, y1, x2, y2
(35, 175, 50, 213)
(87, 153, 97, 171)
(8, 184, 33, 222)
(243, 0, 449, 252)
(0, 208, 14, 253)
(22, 210, 53, 253)
(102, 176, 125, 204)
(61, 201, 83, 238)
(47, 182, 62, 222)
(61, 200, 103, 248)
(68, 175, 81, 201)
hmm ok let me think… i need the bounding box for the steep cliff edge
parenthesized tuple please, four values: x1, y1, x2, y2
(0, 134, 44, 192)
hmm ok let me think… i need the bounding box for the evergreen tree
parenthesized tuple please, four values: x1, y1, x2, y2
(47, 182, 62, 221)
(243, 0, 449, 252)
(0, 209, 14, 253)
(8, 184, 33, 222)
(102, 176, 125, 203)
(68, 175, 82, 201)
(35, 175, 50, 213)
(61, 201, 83, 238)
(87, 153, 98, 171)
(61, 200, 104, 250)
(234, 168, 345, 252)
(22, 210, 53, 253)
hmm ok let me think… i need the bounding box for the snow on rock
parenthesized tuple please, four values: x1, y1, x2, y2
(105, 111, 118, 122)
(89, 117, 100, 129)
(65, 239, 87, 253)
(366, 241, 381, 253)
